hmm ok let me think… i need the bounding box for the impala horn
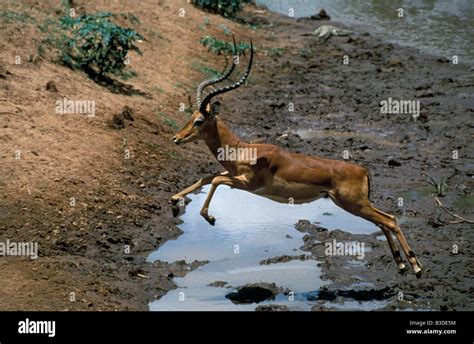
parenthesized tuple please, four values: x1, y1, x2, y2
(199, 40, 253, 116)
(196, 35, 238, 109)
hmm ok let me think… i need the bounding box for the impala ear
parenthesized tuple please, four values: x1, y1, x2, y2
(210, 101, 220, 116)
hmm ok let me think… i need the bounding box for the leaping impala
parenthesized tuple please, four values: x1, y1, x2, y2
(171, 38, 423, 277)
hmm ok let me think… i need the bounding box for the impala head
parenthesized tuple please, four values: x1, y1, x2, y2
(172, 37, 253, 145)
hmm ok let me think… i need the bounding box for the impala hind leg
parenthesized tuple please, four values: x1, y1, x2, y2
(329, 193, 422, 276)
(379, 226, 408, 274)
(371, 207, 423, 274)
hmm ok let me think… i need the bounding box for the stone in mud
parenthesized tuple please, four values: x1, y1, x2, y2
(310, 287, 396, 302)
(255, 304, 290, 312)
(0, 64, 12, 79)
(45, 80, 58, 92)
(225, 282, 288, 304)
(110, 106, 135, 130)
(295, 219, 328, 233)
(388, 159, 401, 167)
(387, 58, 403, 67)
(309, 9, 331, 21)
(208, 281, 228, 288)
(260, 254, 309, 265)
(121, 105, 135, 121)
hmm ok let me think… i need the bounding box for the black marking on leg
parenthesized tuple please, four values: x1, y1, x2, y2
(394, 251, 402, 260)
(408, 250, 416, 259)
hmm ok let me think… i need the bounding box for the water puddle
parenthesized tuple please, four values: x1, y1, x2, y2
(148, 185, 379, 311)
(397, 186, 434, 202)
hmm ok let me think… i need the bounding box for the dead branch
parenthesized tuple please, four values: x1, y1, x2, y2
(434, 196, 474, 224)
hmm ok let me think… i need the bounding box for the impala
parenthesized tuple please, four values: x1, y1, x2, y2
(171, 38, 423, 276)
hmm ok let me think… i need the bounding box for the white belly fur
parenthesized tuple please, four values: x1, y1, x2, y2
(252, 179, 328, 204)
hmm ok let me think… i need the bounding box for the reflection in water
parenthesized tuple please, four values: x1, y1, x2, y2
(149, 185, 379, 311)
(256, 0, 474, 64)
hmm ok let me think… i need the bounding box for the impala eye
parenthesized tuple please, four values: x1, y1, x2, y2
(194, 118, 204, 127)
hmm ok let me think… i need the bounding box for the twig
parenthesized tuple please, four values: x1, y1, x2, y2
(434, 196, 474, 224)
(0, 98, 26, 111)
(0, 111, 25, 118)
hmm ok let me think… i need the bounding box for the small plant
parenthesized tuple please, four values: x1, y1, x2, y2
(200, 35, 250, 56)
(166, 150, 182, 161)
(41, 12, 143, 79)
(120, 12, 140, 25)
(218, 23, 231, 36)
(164, 117, 179, 130)
(0, 9, 34, 24)
(155, 110, 179, 130)
(191, 61, 221, 77)
(268, 47, 284, 58)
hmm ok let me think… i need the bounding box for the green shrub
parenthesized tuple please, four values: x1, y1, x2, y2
(42, 12, 143, 78)
(191, 0, 251, 18)
(200, 35, 250, 56)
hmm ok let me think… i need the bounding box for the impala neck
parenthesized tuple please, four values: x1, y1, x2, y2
(204, 117, 247, 172)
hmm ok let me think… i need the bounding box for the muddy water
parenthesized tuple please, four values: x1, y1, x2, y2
(256, 0, 474, 64)
(148, 185, 379, 311)
(296, 128, 398, 147)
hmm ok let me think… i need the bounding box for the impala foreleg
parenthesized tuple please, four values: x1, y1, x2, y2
(200, 174, 249, 225)
(171, 171, 229, 204)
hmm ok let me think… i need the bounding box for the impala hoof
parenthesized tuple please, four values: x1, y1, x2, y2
(205, 216, 216, 226)
(172, 205, 180, 217)
(398, 264, 408, 275)
(414, 266, 423, 279)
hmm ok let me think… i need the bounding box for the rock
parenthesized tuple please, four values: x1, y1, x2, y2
(110, 106, 135, 129)
(310, 287, 397, 302)
(295, 219, 328, 233)
(255, 304, 290, 312)
(121, 105, 135, 121)
(225, 282, 288, 304)
(387, 58, 402, 67)
(46, 81, 58, 92)
(0, 64, 12, 79)
(309, 9, 331, 21)
(260, 254, 309, 265)
(388, 159, 401, 167)
(111, 114, 125, 129)
(208, 281, 228, 288)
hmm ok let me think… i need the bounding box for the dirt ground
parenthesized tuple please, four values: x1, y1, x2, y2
(0, 1, 472, 311)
